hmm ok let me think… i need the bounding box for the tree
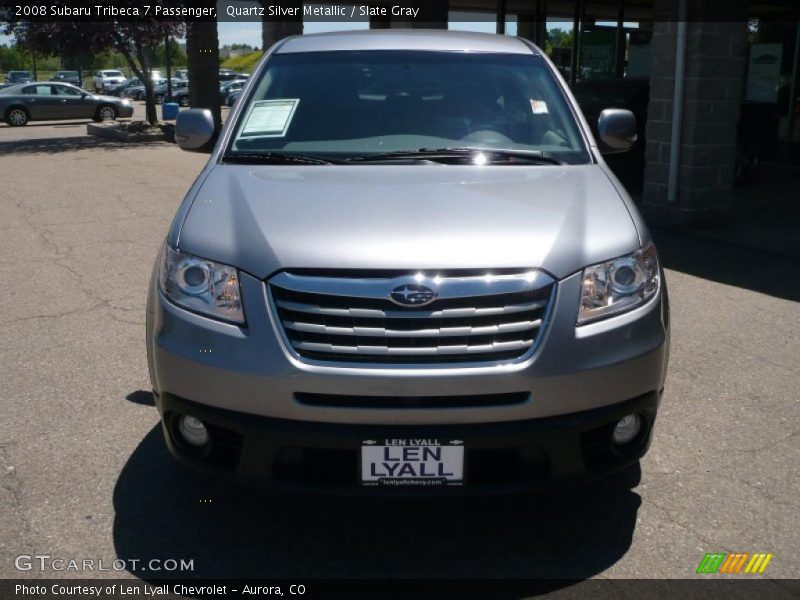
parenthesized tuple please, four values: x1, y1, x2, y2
(546, 28, 575, 50)
(186, 20, 221, 130)
(260, 0, 303, 51)
(107, 20, 184, 123)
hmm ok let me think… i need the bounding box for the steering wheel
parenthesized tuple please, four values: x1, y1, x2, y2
(461, 125, 514, 145)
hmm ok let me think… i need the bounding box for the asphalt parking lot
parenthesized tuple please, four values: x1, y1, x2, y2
(1, 113, 798, 586)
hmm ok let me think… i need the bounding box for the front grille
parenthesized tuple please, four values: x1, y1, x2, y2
(268, 270, 555, 364)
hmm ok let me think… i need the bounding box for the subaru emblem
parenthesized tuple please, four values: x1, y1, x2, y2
(389, 283, 437, 307)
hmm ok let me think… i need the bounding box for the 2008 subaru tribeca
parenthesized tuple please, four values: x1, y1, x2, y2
(147, 30, 669, 492)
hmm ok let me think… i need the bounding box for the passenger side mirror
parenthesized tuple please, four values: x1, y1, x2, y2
(597, 108, 637, 153)
(175, 108, 217, 153)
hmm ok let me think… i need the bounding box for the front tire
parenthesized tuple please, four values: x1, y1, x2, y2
(94, 105, 117, 122)
(5, 106, 29, 126)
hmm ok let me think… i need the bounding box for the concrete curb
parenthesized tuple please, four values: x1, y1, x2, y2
(86, 122, 166, 143)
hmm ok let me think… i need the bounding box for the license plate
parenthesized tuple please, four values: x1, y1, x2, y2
(361, 438, 464, 487)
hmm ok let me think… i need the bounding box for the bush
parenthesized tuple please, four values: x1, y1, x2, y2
(221, 51, 264, 73)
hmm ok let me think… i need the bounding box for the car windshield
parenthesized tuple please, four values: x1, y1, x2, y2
(104, 71, 124, 77)
(59, 71, 78, 77)
(9, 72, 32, 80)
(227, 50, 590, 164)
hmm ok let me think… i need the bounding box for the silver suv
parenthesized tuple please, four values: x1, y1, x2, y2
(147, 30, 669, 492)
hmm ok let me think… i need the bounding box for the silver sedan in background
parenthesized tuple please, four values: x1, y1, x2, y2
(0, 82, 134, 126)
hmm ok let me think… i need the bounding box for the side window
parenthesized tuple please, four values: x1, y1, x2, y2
(54, 85, 81, 97)
(21, 85, 36, 95)
(36, 85, 56, 96)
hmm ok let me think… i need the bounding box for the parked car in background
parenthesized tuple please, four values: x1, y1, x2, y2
(225, 90, 242, 107)
(154, 31, 669, 493)
(123, 78, 168, 101)
(166, 87, 191, 107)
(218, 69, 240, 82)
(49, 71, 82, 87)
(174, 69, 189, 80)
(5, 71, 34, 84)
(1, 82, 133, 126)
(105, 77, 139, 96)
(92, 70, 127, 93)
(154, 79, 188, 104)
(219, 79, 245, 103)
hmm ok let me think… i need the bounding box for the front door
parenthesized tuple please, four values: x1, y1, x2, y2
(52, 84, 89, 119)
(19, 84, 63, 120)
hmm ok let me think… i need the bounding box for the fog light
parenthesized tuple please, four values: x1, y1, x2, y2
(612, 414, 641, 445)
(178, 415, 209, 447)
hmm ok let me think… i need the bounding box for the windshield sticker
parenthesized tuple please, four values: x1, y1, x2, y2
(241, 99, 299, 137)
(530, 99, 549, 114)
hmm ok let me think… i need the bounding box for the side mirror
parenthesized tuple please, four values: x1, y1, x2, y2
(175, 108, 216, 152)
(597, 108, 637, 153)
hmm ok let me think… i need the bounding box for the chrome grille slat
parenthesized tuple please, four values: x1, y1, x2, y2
(269, 271, 554, 364)
(275, 298, 548, 319)
(292, 339, 534, 356)
(284, 319, 542, 338)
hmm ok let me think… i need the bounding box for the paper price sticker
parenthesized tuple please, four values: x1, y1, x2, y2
(241, 99, 300, 137)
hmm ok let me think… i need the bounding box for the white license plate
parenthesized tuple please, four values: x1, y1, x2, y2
(361, 438, 464, 487)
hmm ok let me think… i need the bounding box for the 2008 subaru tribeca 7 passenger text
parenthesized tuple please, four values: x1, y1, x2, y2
(146, 30, 670, 492)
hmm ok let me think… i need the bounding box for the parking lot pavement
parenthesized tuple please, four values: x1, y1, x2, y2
(1, 120, 798, 585)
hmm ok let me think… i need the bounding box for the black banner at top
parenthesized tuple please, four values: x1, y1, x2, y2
(1, 0, 799, 23)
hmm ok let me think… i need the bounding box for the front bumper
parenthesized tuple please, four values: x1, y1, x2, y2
(148, 265, 669, 491)
(147, 269, 669, 426)
(157, 390, 661, 493)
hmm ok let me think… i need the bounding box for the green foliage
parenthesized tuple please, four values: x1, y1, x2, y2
(0, 44, 28, 70)
(221, 51, 263, 72)
(546, 28, 575, 49)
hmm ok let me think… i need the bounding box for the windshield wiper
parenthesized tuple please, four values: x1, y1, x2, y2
(222, 152, 338, 165)
(346, 147, 564, 165)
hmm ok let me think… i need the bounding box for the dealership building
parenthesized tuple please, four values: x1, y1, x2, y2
(266, 0, 800, 226)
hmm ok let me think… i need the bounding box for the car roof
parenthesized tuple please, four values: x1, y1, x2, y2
(276, 29, 537, 55)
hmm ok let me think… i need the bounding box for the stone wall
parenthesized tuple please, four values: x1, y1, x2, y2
(642, 20, 748, 224)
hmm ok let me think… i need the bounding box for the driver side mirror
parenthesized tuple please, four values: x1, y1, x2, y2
(597, 108, 637, 154)
(175, 108, 217, 153)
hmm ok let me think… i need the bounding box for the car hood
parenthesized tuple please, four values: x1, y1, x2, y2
(91, 93, 123, 102)
(177, 164, 640, 281)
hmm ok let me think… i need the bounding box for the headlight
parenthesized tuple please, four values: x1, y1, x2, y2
(578, 242, 659, 324)
(159, 245, 244, 324)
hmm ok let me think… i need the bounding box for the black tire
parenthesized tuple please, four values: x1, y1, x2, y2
(94, 105, 117, 122)
(5, 106, 29, 126)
